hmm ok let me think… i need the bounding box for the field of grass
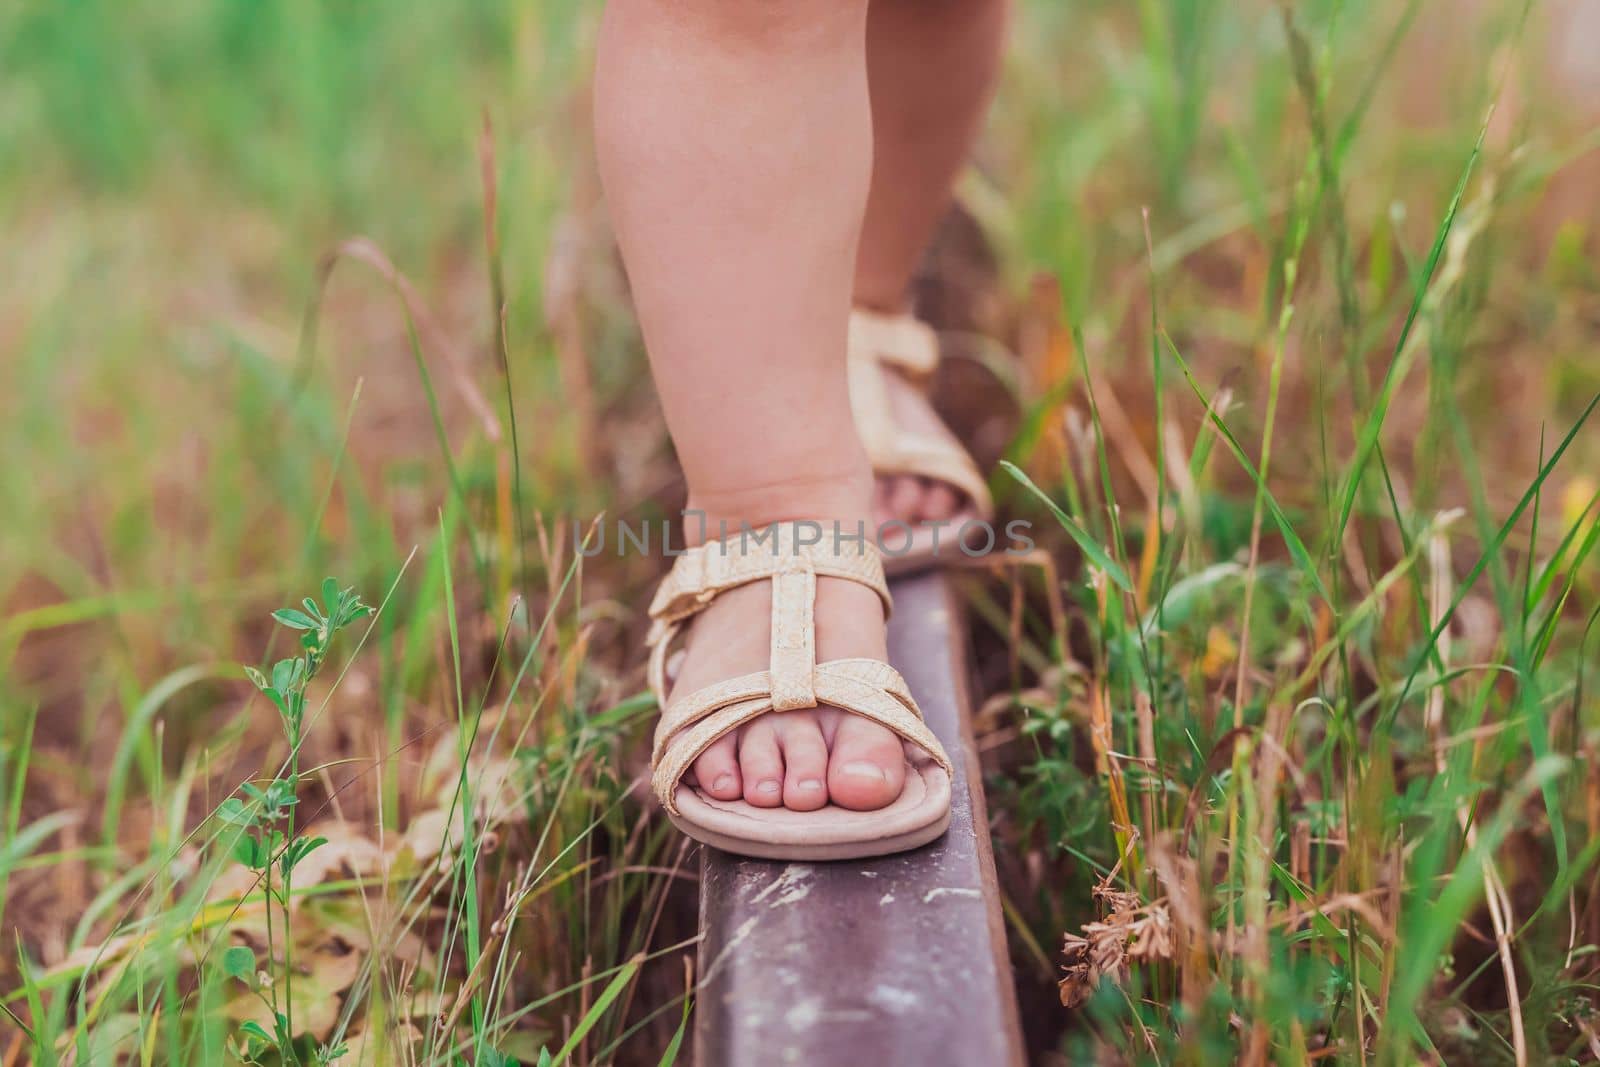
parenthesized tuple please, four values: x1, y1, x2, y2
(3, 0, 1599, 1063)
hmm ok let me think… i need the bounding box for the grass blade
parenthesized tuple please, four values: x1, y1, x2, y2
(551, 957, 641, 1066)
(1001, 460, 1134, 593)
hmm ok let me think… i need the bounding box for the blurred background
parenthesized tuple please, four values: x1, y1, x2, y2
(4, 1, 1600, 1063)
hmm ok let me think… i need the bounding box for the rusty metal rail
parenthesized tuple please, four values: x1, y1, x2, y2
(694, 571, 1025, 1066)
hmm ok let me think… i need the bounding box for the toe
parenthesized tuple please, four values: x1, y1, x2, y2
(827, 714, 907, 811)
(920, 481, 962, 522)
(738, 721, 786, 808)
(886, 475, 923, 526)
(872, 477, 895, 524)
(690, 732, 742, 801)
(776, 712, 830, 811)
(872, 496, 899, 543)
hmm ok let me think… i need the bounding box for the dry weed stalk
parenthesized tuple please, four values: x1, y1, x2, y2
(1059, 880, 1175, 1009)
(1426, 523, 1526, 1067)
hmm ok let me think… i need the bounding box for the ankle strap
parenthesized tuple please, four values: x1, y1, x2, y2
(646, 523, 892, 708)
(648, 523, 891, 626)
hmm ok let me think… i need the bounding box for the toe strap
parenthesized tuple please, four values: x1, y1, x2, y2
(651, 693, 775, 815)
(649, 658, 953, 815)
(812, 667, 952, 780)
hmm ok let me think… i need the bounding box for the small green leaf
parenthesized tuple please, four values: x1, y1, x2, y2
(1000, 461, 1135, 593)
(322, 577, 340, 609)
(281, 835, 327, 879)
(243, 665, 269, 691)
(231, 832, 264, 869)
(272, 608, 318, 630)
(222, 945, 255, 984)
(217, 797, 254, 827)
(239, 1020, 273, 1046)
(271, 658, 297, 693)
(261, 778, 299, 818)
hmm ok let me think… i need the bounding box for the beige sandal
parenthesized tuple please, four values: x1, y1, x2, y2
(647, 526, 953, 861)
(848, 307, 994, 573)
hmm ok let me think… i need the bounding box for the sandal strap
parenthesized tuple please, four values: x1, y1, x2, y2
(812, 661, 949, 777)
(653, 656, 915, 766)
(849, 308, 939, 380)
(648, 524, 890, 625)
(870, 433, 995, 520)
(650, 657, 951, 814)
(646, 526, 892, 707)
(847, 313, 995, 519)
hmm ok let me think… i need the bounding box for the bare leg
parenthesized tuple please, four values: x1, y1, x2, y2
(856, 0, 1011, 527)
(595, 0, 907, 811)
(857, 0, 1010, 310)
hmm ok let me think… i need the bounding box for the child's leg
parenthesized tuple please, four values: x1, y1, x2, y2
(856, 0, 1011, 526)
(594, 0, 907, 811)
(857, 0, 1010, 310)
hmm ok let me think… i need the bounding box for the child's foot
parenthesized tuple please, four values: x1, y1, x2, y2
(673, 567, 908, 812)
(869, 365, 975, 530)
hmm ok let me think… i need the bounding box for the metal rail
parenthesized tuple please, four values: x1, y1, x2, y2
(694, 571, 1025, 1066)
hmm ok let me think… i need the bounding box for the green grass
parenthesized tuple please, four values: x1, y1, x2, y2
(982, 2, 1600, 1062)
(4, 0, 1600, 1062)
